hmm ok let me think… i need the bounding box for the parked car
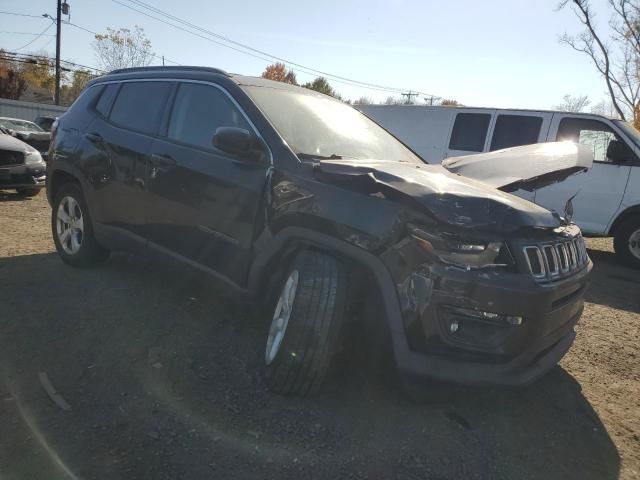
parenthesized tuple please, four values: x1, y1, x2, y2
(0, 117, 51, 161)
(47, 66, 592, 396)
(34, 115, 57, 132)
(0, 131, 46, 196)
(357, 105, 640, 268)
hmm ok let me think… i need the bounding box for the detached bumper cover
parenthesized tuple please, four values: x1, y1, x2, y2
(389, 258, 592, 386)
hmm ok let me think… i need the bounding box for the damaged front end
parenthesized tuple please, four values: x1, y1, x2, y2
(311, 157, 592, 385)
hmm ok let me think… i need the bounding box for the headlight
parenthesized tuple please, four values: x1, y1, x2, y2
(24, 149, 43, 165)
(409, 225, 512, 269)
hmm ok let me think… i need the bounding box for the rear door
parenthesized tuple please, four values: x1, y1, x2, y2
(84, 80, 174, 241)
(444, 110, 495, 159)
(144, 81, 269, 285)
(533, 115, 634, 234)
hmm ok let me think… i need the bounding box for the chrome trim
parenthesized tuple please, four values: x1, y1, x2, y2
(523, 246, 546, 278)
(523, 235, 588, 281)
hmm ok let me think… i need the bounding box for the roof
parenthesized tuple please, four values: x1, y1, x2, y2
(92, 66, 324, 96)
(358, 104, 618, 121)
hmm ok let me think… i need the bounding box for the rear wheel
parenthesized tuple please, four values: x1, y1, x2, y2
(264, 250, 347, 396)
(16, 187, 41, 197)
(51, 183, 109, 267)
(613, 216, 640, 269)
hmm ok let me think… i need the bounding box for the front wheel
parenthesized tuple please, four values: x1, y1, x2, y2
(613, 216, 640, 269)
(264, 250, 347, 396)
(51, 183, 109, 267)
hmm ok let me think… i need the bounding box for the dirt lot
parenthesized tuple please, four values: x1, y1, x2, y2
(0, 191, 638, 480)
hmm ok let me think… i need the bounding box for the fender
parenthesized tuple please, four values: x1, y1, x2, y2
(247, 226, 413, 371)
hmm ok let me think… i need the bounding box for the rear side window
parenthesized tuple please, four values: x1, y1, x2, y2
(556, 118, 619, 162)
(109, 81, 172, 135)
(167, 83, 251, 150)
(95, 83, 119, 117)
(449, 113, 491, 151)
(490, 115, 543, 151)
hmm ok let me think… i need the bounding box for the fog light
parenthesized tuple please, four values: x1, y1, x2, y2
(506, 316, 523, 326)
(449, 320, 459, 333)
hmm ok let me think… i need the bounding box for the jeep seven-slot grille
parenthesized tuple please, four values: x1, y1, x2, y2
(523, 236, 588, 281)
(0, 150, 24, 167)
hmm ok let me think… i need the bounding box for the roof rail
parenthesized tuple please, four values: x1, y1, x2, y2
(108, 65, 229, 76)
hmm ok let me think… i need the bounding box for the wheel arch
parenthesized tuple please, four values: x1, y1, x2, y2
(247, 227, 410, 364)
(47, 168, 81, 207)
(608, 205, 640, 236)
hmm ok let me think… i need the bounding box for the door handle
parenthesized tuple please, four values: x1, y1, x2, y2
(85, 132, 103, 143)
(150, 153, 176, 168)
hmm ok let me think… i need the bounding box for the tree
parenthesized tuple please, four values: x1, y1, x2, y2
(554, 93, 591, 112)
(61, 69, 93, 104)
(261, 62, 297, 85)
(440, 99, 461, 106)
(20, 50, 56, 93)
(93, 26, 154, 71)
(0, 54, 27, 100)
(303, 77, 338, 97)
(383, 95, 404, 105)
(353, 96, 373, 105)
(559, 0, 640, 121)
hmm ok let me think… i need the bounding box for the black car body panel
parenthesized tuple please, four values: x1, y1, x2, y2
(46, 66, 592, 386)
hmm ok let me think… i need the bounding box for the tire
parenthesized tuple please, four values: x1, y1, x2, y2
(51, 182, 109, 267)
(16, 187, 41, 197)
(264, 250, 347, 396)
(613, 216, 640, 269)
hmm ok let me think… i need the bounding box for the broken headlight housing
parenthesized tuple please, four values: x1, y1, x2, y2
(409, 224, 513, 269)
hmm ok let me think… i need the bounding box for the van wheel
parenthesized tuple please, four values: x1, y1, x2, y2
(614, 216, 640, 269)
(264, 250, 347, 396)
(51, 183, 109, 267)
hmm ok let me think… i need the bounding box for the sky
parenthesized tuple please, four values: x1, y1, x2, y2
(0, 0, 618, 109)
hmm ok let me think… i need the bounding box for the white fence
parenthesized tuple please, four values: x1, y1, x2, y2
(0, 98, 67, 121)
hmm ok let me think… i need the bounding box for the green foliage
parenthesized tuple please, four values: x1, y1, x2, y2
(302, 77, 337, 97)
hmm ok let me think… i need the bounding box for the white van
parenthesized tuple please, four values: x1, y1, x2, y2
(356, 105, 640, 268)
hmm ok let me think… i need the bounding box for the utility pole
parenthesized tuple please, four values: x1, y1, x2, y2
(54, 0, 62, 105)
(401, 91, 419, 105)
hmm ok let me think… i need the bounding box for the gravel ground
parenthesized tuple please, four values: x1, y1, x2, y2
(0, 191, 638, 480)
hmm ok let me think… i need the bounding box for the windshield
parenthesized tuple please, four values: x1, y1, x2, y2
(0, 118, 44, 132)
(243, 86, 423, 164)
(613, 120, 640, 149)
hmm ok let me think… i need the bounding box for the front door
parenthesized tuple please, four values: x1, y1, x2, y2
(144, 81, 268, 285)
(533, 116, 633, 234)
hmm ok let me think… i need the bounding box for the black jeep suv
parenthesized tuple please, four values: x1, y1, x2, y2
(47, 66, 591, 395)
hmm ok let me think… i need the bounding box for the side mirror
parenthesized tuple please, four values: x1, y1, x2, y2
(606, 139, 632, 164)
(212, 127, 264, 162)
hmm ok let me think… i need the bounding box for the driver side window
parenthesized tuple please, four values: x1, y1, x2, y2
(556, 117, 619, 163)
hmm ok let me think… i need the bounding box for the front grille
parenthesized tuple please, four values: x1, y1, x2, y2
(523, 235, 588, 281)
(0, 150, 24, 167)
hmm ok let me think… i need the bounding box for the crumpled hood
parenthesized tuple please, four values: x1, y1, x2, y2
(442, 142, 593, 192)
(0, 133, 33, 152)
(314, 159, 562, 232)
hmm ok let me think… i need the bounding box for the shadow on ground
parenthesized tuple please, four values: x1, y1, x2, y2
(585, 247, 640, 314)
(0, 190, 36, 203)
(0, 251, 621, 480)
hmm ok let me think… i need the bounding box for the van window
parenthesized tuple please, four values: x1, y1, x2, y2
(167, 83, 251, 150)
(109, 81, 172, 135)
(449, 113, 491, 152)
(490, 115, 543, 151)
(95, 83, 119, 117)
(556, 118, 620, 163)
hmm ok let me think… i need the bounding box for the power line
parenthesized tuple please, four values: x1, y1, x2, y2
(0, 31, 56, 36)
(4, 51, 106, 74)
(14, 21, 55, 51)
(113, 0, 439, 96)
(64, 20, 180, 66)
(0, 11, 46, 19)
